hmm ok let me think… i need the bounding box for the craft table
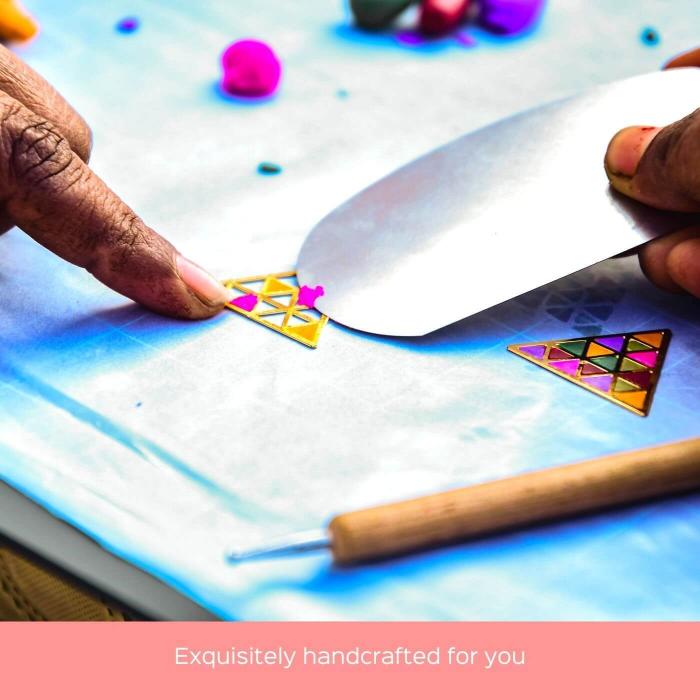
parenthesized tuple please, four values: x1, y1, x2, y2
(1, 0, 699, 621)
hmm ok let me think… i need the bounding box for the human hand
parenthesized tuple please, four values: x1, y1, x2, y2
(604, 47, 700, 298)
(0, 45, 228, 319)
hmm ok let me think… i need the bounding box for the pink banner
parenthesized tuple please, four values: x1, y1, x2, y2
(0, 622, 697, 698)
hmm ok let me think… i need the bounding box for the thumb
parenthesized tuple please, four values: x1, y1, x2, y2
(604, 108, 700, 212)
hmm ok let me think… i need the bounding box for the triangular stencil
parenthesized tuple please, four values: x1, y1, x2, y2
(508, 329, 671, 416)
(223, 271, 328, 348)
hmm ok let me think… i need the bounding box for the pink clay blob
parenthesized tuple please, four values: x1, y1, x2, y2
(221, 39, 282, 98)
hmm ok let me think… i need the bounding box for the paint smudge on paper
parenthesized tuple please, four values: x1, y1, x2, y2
(116, 17, 139, 33)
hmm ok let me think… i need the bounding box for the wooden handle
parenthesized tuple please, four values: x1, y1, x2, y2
(328, 437, 700, 565)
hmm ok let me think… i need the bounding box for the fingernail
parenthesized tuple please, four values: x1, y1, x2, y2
(605, 125, 661, 177)
(176, 255, 229, 307)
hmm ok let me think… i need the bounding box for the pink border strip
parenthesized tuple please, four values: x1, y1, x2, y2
(1, 622, 697, 698)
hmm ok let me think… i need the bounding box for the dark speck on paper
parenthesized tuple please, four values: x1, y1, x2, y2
(640, 27, 659, 46)
(258, 162, 282, 175)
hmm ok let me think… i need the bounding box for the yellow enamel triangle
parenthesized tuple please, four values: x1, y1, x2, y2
(286, 321, 322, 344)
(223, 271, 328, 349)
(507, 329, 671, 417)
(262, 276, 295, 295)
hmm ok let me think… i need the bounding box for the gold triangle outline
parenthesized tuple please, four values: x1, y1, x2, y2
(507, 329, 671, 417)
(222, 272, 328, 348)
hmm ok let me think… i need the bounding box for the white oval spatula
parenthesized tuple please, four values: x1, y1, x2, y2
(297, 69, 700, 336)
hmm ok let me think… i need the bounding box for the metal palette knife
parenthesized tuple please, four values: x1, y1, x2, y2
(297, 69, 700, 337)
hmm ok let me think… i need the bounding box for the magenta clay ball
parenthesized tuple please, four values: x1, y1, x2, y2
(221, 39, 282, 98)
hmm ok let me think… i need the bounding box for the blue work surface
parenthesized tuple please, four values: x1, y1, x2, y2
(1, 0, 699, 620)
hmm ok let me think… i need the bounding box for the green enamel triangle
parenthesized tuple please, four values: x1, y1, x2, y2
(590, 355, 619, 371)
(619, 357, 647, 372)
(627, 338, 651, 352)
(507, 329, 672, 416)
(613, 376, 638, 393)
(557, 340, 586, 357)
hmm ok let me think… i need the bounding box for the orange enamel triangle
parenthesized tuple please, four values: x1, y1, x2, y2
(223, 271, 328, 348)
(287, 321, 323, 345)
(612, 390, 647, 410)
(633, 332, 664, 348)
(586, 341, 614, 357)
(508, 329, 671, 416)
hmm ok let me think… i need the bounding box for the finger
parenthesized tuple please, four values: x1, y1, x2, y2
(667, 233, 700, 297)
(0, 92, 228, 319)
(0, 44, 91, 162)
(639, 226, 700, 293)
(664, 46, 700, 70)
(604, 108, 700, 212)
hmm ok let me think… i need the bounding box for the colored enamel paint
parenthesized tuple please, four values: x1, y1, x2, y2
(587, 341, 614, 357)
(590, 355, 619, 372)
(548, 359, 579, 376)
(595, 335, 625, 352)
(613, 377, 639, 393)
(619, 357, 647, 372)
(627, 351, 658, 368)
(221, 39, 282, 98)
(519, 344, 546, 360)
(298, 285, 325, 308)
(581, 374, 613, 393)
(617, 371, 651, 389)
(557, 340, 586, 357)
(613, 390, 648, 411)
(580, 361, 606, 375)
(633, 332, 664, 348)
(627, 338, 652, 352)
(548, 347, 573, 360)
(230, 293, 258, 312)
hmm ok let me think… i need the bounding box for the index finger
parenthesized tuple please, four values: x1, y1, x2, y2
(0, 44, 92, 162)
(0, 91, 228, 319)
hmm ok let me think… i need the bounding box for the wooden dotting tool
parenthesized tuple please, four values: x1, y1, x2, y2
(227, 437, 700, 566)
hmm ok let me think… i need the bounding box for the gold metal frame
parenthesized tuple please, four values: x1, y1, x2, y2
(508, 329, 671, 417)
(223, 271, 328, 349)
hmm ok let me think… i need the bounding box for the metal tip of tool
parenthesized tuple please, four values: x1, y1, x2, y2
(226, 529, 330, 564)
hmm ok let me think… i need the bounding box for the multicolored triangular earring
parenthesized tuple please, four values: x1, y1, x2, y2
(508, 329, 671, 416)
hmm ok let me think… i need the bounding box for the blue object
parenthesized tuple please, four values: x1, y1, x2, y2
(116, 16, 140, 33)
(640, 26, 660, 46)
(257, 161, 283, 175)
